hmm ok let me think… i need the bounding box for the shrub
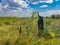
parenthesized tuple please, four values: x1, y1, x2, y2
(4, 22, 10, 25)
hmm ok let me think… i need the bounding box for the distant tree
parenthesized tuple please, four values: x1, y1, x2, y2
(56, 14, 60, 19)
(51, 14, 60, 19)
(31, 12, 39, 25)
(51, 14, 55, 18)
(31, 12, 39, 18)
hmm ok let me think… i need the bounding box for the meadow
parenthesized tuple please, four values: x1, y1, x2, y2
(0, 17, 60, 45)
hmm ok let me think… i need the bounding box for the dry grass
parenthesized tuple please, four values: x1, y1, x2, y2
(0, 17, 60, 45)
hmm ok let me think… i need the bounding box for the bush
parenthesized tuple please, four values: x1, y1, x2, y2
(4, 22, 11, 25)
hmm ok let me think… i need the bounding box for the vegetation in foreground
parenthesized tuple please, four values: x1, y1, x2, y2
(0, 17, 60, 45)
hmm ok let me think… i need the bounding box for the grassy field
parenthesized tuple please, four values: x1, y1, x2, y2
(0, 17, 60, 45)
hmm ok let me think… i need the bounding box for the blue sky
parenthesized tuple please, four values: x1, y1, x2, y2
(0, 0, 60, 17)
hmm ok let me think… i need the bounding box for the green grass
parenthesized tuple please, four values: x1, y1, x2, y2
(0, 17, 60, 45)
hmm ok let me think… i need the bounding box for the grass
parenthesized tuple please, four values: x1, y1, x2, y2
(0, 17, 60, 45)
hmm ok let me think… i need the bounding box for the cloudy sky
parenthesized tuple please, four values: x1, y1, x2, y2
(0, 0, 60, 17)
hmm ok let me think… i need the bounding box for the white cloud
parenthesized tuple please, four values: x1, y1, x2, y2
(0, 7, 34, 17)
(39, 10, 60, 17)
(40, 0, 53, 4)
(13, 0, 29, 8)
(0, 3, 2, 8)
(13, 0, 18, 2)
(3, 4, 9, 8)
(26, 0, 54, 4)
(1, 0, 29, 9)
(0, 3, 2, 11)
(32, 2, 39, 4)
(26, 0, 39, 4)
(0, 0, 33, 17)
(40, 5, 48, 8)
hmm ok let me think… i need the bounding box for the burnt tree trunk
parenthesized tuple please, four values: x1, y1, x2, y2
(38, 14, 44, 37)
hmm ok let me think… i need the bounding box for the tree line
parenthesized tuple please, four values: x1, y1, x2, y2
(51, 14, 60, 19)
